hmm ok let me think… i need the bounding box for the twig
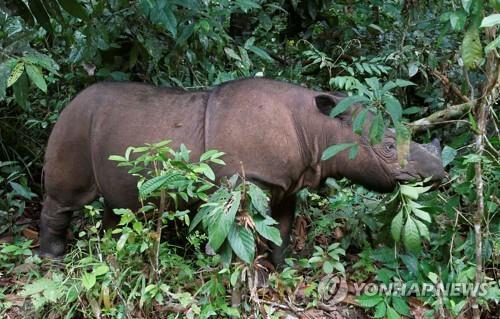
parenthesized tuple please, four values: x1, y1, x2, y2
(427, 67, 470, 103)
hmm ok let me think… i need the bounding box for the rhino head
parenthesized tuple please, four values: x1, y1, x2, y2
(315, 94, 446, 193)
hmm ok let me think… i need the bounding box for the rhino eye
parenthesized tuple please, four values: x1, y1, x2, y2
(384, 142, 396, 152)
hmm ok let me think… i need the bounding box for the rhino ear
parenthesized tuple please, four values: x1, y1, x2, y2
(315, 94, 341, 116)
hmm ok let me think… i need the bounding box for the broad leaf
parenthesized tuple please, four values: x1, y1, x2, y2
(395, 122, 411, 166)
(391, 210, 404, 242)
(400, 184, 431, 200)
(357, 294, 384, 308)
(352, 108, 368, 134)
(81, 272, 96, 290)
(254, 215, 282, 246)
(384, 95, 402, 124)
(386, 305, 401, 319)
(374, 301, 387, 318)
(412, 207, 431, 223)
(369, 112, 385, 145)
(7, 62, 24, 87)
(321, 143, 356, 161)
(480, 14, 500, 28)
(58, 0, 89, 21)
(441, 146, 457, 167)
(462, 28, 483, 69)
(25, 64, 47, 92)
(391, 296, 410, 316)
(163, 5, 177, 37)
(248, 183, 269, 215)
(329, 95, 369, 118)
(208, 191, 241, 251)
(139, 174, 181, 197)
(403, 217, 421, 253)
(414, 219, 430, 241)
(227, 224, 255, 264)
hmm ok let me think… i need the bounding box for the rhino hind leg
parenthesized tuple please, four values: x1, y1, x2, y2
(269, 196, 296, 266)
(102, 201, 120, 230)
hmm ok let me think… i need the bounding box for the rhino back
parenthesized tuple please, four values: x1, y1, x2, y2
(205, 78, 318, 195)
(45, 82, 208, 209)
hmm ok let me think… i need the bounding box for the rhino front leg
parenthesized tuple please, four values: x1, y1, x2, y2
(270, 195, 296, 266)
(39, 196, 77, 257)
(40, 187, 98, 257)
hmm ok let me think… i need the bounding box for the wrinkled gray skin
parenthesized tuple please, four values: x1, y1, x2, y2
(40, 78, 445, 264)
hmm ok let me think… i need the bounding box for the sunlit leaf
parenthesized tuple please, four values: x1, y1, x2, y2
(321, 143, 356, 161)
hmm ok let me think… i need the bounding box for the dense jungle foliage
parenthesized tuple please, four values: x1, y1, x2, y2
(0, 0, 499, 318)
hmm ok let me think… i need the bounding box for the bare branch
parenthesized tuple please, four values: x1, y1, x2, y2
(409, 101, 476, 133)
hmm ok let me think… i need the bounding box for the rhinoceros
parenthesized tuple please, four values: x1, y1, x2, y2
(40, 78, 445, 263)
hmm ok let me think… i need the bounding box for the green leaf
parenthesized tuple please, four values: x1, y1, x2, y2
(248, 184, 269, 215)
(462, 0, 473, 12)
(247, 45, 274, 62)
(403, 106, 421, 115)
(441, 145, 457, 167)
(92, 264, 109, 276)
(412, 207, 431, 223)
(348, 143, 359, 160)
(108, 155, 127, 162)
(116, 233, 129, 251)
(7, 62, 24, 87)
(0, 63, 11, 100)
(163, 5, 177, 37)
(365, 77, 380, 91)
(224, 47, 241, 61)
(414, 219, 430, 241)
(200, 149, 224, 162)
(485, 35, 500, 53)
(369, 112, 385, 145)
(227, 225, 255, 264)
(321, 143, 356, 161)
(323, 261, 334, 274)
(374, 301, 387, 318)
(139, 174, 183, 197)
(384, 95, 403, 124)
(81, 272, 96, 290)
(400, 185, 431, 200)
(386, 305, 401, 319)
(208, 191, 241, 251)
(58, 0, 89, 21)
(400, 185, 419, 200)
(10, 182, 36, 199)
(403, 217, 421, 253)
(450, 10, 467, 30)
(357, 294, 384, 308)
(394, 79, 416, 87)
(235, 0, 261, 12)
(392, 297, 410, 316)
(480, 14, 500, 28)
(395, 122, 411, 166)
(408, 62, 419, 77)
(219, 240, 233, 268)
(13, 72, 28, 109)
(462, 28, 483, 69)
(25, 64, 47, 92)
(254, 216, 282, 246)
(330, 95, 369, 118)
(391, 210, 404, 242)
(198, 163, 215, 180)
(352, 108, 368, 134)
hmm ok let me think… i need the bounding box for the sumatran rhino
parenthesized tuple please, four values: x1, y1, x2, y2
(40, 78, 445, 264)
